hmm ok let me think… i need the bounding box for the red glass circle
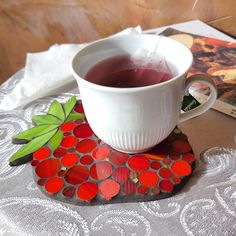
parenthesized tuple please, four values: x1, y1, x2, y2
(35, 159, 60, 178)
(170, 154, 180, 160)
(150, 161, 161, 170)
(109, 151, 129, 166)
(65, 166, 89, 185)
(123, 180, 136, 195)
(73, 124, 94, 138)
(162, 159, 171, 165)
(171, 140, 191, 154)
(159, 180, 173, 192)
(75, 119, 83, 125)
(53, 147, 66, 158)
(45, 177, 64, 194)
(90, 162, 113, 180)
(38, 179, 47, 186)
(152, 187, 160, 195)
(63, 186, 75, 198)
(74, 103, 84, 113)
(171, 160, 192, 176)
(138, 171, 158, 187)
(77, 182, 98, 201)
(138, 185, 149, 195)
(80, 155, 94, 165)
(68, 147, 76, 153)
(76, 139, 97, 153)
(183, 153, 195, 163)
(173, 176, 181, 183)
(128, 155, 149, 171)
(112, 167, 130, 183)
(33, 147, 51, 160)
(60, 122, 76, 132)
(99, 179, 120, 200)
(61, 153, 79, 167)
(92, 146, 110, 160)
(61, 136, 77, 148)
(31, 160, 39, 166)
(58, 170, 66, 177)
(159, 168, 172, 179)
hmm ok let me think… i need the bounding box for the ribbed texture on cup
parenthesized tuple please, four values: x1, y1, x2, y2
(102, 126, 173, 153)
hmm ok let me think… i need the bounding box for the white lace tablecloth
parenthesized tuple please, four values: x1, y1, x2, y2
(0, 68, 236, 236)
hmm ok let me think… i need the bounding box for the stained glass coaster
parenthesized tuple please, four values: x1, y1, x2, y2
(29, 99, 196, 205)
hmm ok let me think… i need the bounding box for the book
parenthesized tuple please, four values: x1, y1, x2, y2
(153, 28, 236, 118)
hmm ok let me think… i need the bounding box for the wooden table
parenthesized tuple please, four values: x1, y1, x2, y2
(0, 0, 235, 84)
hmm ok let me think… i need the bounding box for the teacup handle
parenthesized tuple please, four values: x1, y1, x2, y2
(179, 74, 217, 123)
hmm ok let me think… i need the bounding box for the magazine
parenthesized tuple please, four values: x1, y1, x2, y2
(157, 28, 236, 118)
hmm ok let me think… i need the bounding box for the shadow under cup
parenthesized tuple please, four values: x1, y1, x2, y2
(71, 34, 194, 153)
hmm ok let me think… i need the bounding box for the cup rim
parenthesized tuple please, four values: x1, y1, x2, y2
(70, 33, 193, 93)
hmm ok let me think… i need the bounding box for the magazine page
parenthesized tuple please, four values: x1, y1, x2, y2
(158, 28, 236, 118)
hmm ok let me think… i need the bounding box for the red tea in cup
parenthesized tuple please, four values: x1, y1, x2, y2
(85, 54, 174, 88)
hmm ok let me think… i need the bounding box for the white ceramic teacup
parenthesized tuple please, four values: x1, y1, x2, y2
(71, 34, 217, 153)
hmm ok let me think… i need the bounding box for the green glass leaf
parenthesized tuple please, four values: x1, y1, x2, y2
(32, 114, 62, 125)
(49, 129, 63, 151)
(63, 96, 77, 118)
(13, 124, 58, 142)
(9, 154, 33, 166)
(9, 129, 57, 166)
(65, 112, 84, 122)
(48, 100, 65, 121)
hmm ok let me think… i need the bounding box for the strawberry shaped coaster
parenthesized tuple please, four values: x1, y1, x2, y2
(10, 96, 196, 205)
